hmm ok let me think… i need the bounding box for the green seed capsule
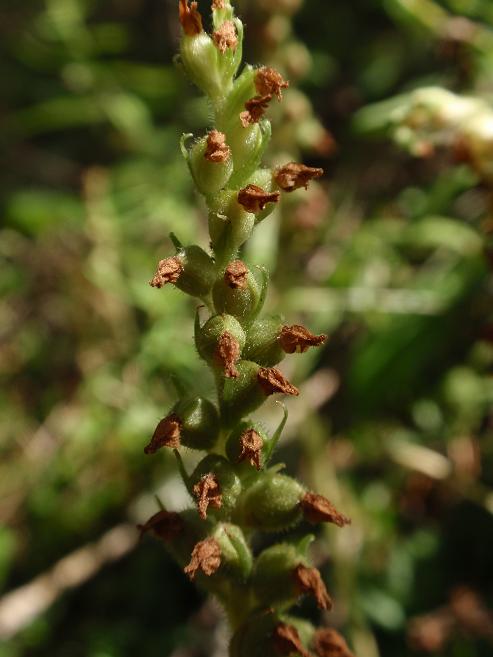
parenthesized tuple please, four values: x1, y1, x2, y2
(230, 611, 313, 657)
(225, 420, 269, 471)
(195, 313, 246, 378)
(230, 611, 280, 657)
(173, 397, 220, 450)
(213, 261, 266, 324)
(226, 120, 272, 189)
(188, 132, 233, 196)
(252, 543, 304, 609)
(248, 168, 278, 224)
(208, 190, 255, 260)
(219, 360, 266, 426)
(190, 454, 242, 520)
(242, 316, 285, 366)
(238, 472, 304, 531)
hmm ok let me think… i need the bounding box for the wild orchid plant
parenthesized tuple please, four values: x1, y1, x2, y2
(139, 2, 354, 656)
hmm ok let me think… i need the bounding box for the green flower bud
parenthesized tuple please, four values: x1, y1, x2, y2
(208, 190, 255, 263)
(174, 396, 219, 450)
(243, 316, 285, 366)
(213, 260, 267, 324)
(180, 32, 224, 100)
(190, 454, 241, 520)
(195, 313, 246, 378)
(237, 472, 304, 531)
(185, 131, 233, 196)
(150, 243, 216, 299)
(212, 17, 244, 85)
(217, 65, 255, 127)
(252, 543, 332, 610)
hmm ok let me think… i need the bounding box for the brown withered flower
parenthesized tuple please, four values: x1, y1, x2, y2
(294, 564, 332, 610)
(214, 331, 241, 378)
(178, 0, 203, 36)
(273, 623, 311, 657)
(279, 324, 327, 354)
(300, 492, 350, 527)
(258, 367, 299, 397)
(138, 509, 184, 542)
(184, 537, 222, 580)
(255, 66, 289, 101)
(275, 162, 324, 192)
(225, 260, 249, 289)
(240, 94, 272, 127)
(149, 256, 183, 288)
(193, 473, 222, 519)
(238, 429, 264, 469)
(313, 629, 355, 657)
(204, 130, 231, 163)
(144, 414, 182, 454)
(213, 20, 238, 53)
(238, 184, 280, 213)
(212, 0, 225, 8)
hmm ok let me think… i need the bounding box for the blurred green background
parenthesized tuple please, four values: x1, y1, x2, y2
(1, 0, 493, 656)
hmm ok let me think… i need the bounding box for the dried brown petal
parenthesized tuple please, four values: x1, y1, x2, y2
(225, 260, 249, 289)
(255, 66, 289, 101)
(144, 414, 182, 454)
(212, 0, 225, 8)
(214, 331, 241, 378)
(184, 537, 221, 580)
(273, 623, 311, 657)
(275, 162, 324, 192)
(279, 324, 327, 354)
(213, 20, 238, 54)
(313, 629, 355, 657)
(193, 473, 222, 519)
(204, 130, 231, 163)
(238, 429, 264, 469)
(300, 492, 350, 527)
(258, 367, 299, 397)
(149, 256, 183, 288)
(137, 510, 184, 542)
(294, 564, 332, 610)
(178, 0, 203, 36)
(238, 184, 280, 213)
(240, 94, 272, 127)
